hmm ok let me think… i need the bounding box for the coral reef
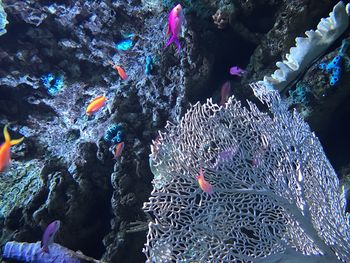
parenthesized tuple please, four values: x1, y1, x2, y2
(0, 0, 350, 262)
(319, 38, 350, 86)
(242, 0, 339, 86)
(40, 73, 64, 95)
(0, 0, 211, 262)
(258, 1, 349, 92)
(144, 82, 350, 262)
(104, 124, 124, 145)
(288, 36, 350, 136)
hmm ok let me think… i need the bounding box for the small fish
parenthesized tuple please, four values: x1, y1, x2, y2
(109, 61, 128, 80)
(0, 125, 24, 172)
(145, 56, 154, 75)
(115, 38, 133, 51)
(166, 4, 184, 51)
(41, 220, 61, 253)
(114, 141, 125, 159)
(213, 145, 238, 169)
(219, 81, 231, 106)
(229, 66, 246, 77)
(86, 96, 107, 116)
(196, 168, 213, 194)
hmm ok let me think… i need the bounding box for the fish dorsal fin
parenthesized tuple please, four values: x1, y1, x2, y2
(3, 125, 10, 143)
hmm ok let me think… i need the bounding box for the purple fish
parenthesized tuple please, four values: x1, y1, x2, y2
(219, 81, 231, 106)
(229, 66, 246, 77)
(213, 145, 239, 169)
(41, 220, 61, 253)
(166, 4, 184, 51)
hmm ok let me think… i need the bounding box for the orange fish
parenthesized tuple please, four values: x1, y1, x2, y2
(0, 125, 24, 172)
(86, 96, 107, 115)
(115, 65, 128, 80)
(196, 168, 213, 194)
(113, 141, 125, 159)
(109, 61, 128, 80)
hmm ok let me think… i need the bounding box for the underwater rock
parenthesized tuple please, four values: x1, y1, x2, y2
(242, 0, 336, 86)
(294, 39, 350, 135)
(0, 0, 198, 262)
(4, 0, 347, 262)
(3, 241, 103, 263)
(0, 160, 43, 218)
(259, 1, 350, 92)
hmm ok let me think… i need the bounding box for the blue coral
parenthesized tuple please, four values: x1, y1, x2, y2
(319, 39, 350, 86)
(319, 55, 343, 86)
(40, 73, 64, 95)
(104, 124, 124, 145)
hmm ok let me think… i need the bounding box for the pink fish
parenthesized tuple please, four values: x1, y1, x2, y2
(41, 220, 60, 253)
(219, 81, 231, 106)
(166, 4, 184, 51)
(229, 66, 246, 77)
(196, 168, 213, 194)
(113, 141, 124, 159)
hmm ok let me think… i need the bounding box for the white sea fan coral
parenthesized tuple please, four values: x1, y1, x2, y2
(143, 83, 350, 262)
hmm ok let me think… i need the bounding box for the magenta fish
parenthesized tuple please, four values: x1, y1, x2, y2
(229, 66, 246, 77)
(166, 4, 184, 51)
(219, 81, 231, 106)
(41, 220, 61, 253)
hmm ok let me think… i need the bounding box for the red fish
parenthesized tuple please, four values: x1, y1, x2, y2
(41, 220, 61, 253)
(114, 141, 124, 159)
(86, 96, 107, 115)
(109, 61, 128, 80)
(196, 168, 213, 194)
(0, 125, 24, 172)
(219, 81, 231, 106)
(166, 4, 184, 51)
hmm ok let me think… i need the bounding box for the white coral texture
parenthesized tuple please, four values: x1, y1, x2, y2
(143, 84, 350, 263)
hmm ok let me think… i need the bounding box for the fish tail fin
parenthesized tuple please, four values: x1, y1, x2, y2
(10, 136, 24, 146)
(166, 34, 175, 48)
(3, 125, 10, 143)
(165, 35, 181, 51)
(174, 37, 181, 51)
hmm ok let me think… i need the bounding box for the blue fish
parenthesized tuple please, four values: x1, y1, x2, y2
(145, 56, 154, 75)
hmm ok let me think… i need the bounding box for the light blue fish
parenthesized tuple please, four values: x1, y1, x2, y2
(115, 39, 133, 51)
